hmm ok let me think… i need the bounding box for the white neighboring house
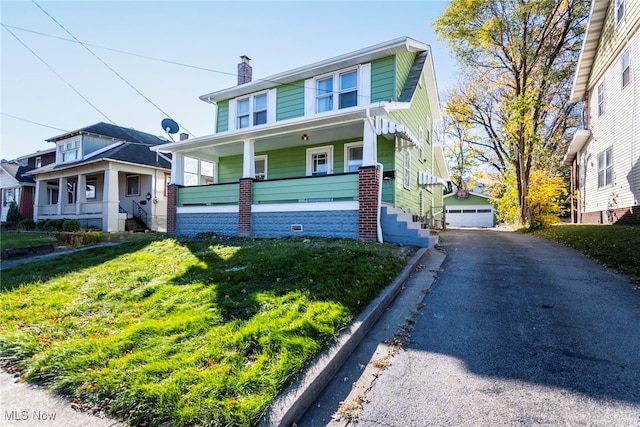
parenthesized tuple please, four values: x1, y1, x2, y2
(26, 122, 172, 232)
(564, 0, 640, 224)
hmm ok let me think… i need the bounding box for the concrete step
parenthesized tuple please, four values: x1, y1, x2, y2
(381, 205, 438, 248)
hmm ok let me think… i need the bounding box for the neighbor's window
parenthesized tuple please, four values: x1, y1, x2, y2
(255, 155, 267, 180)
(35, 157, 42, 168)
(597, 80, 605, 117)
(622, 49, 630, 88)
(307, 146, 333, 176)
(316, 68, 358, 113)
(59, 139, 80, 163)
(345, 142, 363, 172)
(615, 0, 625, 24)
(86, 180, 96, 199)
(403, 146, 412, 188)
(597, 148, 613, 188)
(126, 175, 140, 196)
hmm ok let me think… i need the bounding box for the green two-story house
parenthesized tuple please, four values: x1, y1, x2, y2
(154, 37, 449, 246)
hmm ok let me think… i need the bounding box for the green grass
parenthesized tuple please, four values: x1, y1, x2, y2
(533, 224, 640, 284)
(0, 232, 57, 250)
(0, 236, 407, 426)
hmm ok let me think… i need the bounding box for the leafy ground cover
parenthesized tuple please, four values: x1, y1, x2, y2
(533, 224, 640, 284)
(0, 236, 407, 426)
(0, 232, 57, 250)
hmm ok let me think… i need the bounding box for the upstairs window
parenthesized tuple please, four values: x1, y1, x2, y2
(58, 139, 80, 163)
(35, 157, 42, 168)
(316, 68, 358, 113)
(597, 80, 605, 117)
(597, 147, 613, 188)
(622, 49, 630, 88)
(236, 93, 268, 129)
(615, 0, 625, 25)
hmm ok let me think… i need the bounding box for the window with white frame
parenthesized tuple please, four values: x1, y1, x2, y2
(2, 188, 15, 206)
(255, 155, 267, 180)
(307, 146, 333, 176)
(58, 139, 80, 163)
(622, 49, 630, 88)
(316, 69, 358, 113)
(597, 80, 605, 117)
(344, 142, 363, 173)
(126, 175, 140, 196)
(418, 127, 425, 161)
(184, 156, 215, 186)
(35, 157, 42, 168)
(425, 116, 432, 144)
(86, 180, 96, 199)
(615, 0, 625, 25)
(237, 93, 267, 129)
(597, 147, 613, 188)
(403, 146, 412, 188)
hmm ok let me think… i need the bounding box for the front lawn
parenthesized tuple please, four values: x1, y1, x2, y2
(0, 236, 406, 426)
(0, 232, 57, 250)
(533, 224, 640, 283)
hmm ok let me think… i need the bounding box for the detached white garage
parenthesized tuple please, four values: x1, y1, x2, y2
(444, 191, 495, 228)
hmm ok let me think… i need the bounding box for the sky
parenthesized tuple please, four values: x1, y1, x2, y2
(1, 0, 458, 161)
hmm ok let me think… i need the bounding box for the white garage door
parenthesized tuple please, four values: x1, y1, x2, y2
(445, 205, 494, 227)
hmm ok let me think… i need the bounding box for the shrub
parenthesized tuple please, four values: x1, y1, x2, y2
(17, 219, 36, 231)
(6, 202, 23, 223)
(54, 231, 104, 247)
(44, 219, 64, 231)
(62, 219, 81, 232)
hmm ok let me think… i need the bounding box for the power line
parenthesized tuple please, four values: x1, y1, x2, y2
(31, 0, 196, 137)
(1, 24, 116, 124)
(1, 112, 69, 132)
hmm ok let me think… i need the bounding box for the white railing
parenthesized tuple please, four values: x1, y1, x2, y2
(81, 202, 103, 214)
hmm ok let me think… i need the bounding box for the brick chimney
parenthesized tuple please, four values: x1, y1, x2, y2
(179, 133, 189, 141)
(237, 55, 252, 85)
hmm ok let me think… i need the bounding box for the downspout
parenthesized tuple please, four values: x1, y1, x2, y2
(366, 107, 384, 243)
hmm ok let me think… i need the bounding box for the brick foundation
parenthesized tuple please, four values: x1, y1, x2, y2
(239, 178, 253, 236)
(167, 184, 179, 234)
(580, 205, 640, 225)
(358, 166, 380, 241)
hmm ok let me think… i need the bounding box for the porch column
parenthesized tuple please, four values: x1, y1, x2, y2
(242, 139, 255, 178)
(171, 152, 184, 185)
(33, 179, 42, 220)
(103, 167, 119, 232)
(76, 174, 86, 215)
(57, 177, 67, 215)
(362, 118, 378, 167)
(358, 166, 380, 242)
(239, 178, 253, 237)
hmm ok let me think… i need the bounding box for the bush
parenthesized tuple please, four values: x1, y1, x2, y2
(62, 219, 81, 232)
(53, 231, 104, 247)
(6, 202, 23, 223)
(17, 219, 36, 231)
(44, 219, 64, 231)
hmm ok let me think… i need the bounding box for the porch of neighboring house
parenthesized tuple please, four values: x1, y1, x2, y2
(33, 168, 161, 232)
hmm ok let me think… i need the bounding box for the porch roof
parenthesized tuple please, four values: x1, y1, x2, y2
(151, 103, 413, 158)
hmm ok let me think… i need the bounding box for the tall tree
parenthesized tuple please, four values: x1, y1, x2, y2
(435, 0, 589, 224)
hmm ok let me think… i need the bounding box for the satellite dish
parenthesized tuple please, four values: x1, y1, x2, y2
(161, 118, 179, 134)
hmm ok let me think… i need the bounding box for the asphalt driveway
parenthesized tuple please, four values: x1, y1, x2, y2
(303, 228, 640, 426)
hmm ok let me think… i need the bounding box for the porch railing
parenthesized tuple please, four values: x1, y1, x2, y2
(176, 174, 359, 207)
(133, 200, 149, 227)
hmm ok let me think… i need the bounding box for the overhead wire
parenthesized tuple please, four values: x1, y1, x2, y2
(31, 0, 196, 137)
(1, 112, 70, 133)
(1, 23, 116, 124)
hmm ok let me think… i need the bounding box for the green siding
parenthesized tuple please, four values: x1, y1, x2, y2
(178, 183, 239, 205)
(444, 194, 493, 206)
(277, 80, 305, 121)
(395, 51, 416, 98)
(253, 174, 358, 203)
(216, 100, 229, 133)
(218, 155, 242, 183)
(371, 56, 396, 102)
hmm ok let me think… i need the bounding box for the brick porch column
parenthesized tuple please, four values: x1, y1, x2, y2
(358, 166, 380, 242)
(167, 184, 179, 234)
(239, 178, 253, 237)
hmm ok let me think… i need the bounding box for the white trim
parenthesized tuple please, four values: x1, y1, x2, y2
(304, 78, 315, 116)
(255, 154, 268, 180)
(177, 205, 239, 214)
(267, 89, 277, 123)
(253, 201, 358, 212)
(228, 99, 237, 131)
(306, 145, 334, 176)
(359, 63, 371, 105)
(344, 141, 363, 173)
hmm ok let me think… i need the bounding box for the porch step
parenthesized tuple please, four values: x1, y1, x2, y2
(381, 205, 438, 248)
(125, 217, 149, 233)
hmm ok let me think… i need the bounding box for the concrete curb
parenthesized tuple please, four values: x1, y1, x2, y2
(258, 247, 431, 427)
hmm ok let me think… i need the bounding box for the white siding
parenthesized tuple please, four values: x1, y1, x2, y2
(580, 13, 640, 215)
